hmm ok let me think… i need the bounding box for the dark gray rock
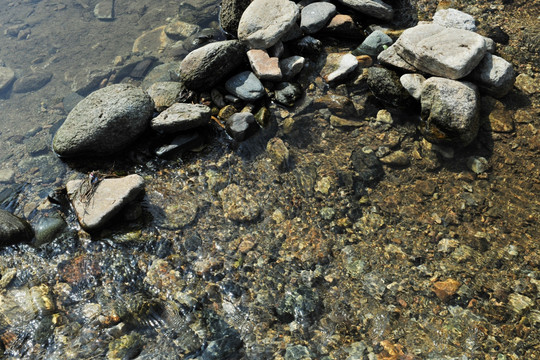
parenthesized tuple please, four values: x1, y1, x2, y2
(180, 40, 246, 91)
(274, 82, 302, 106)
(225, 112, 257, 141)
(219, 0, 251, 36)
(237, 0, 299, 49)
(225, 71, 265, 101)
(151, 103, 211, 133)
(420, 77, 480, 147)
(336, 0, 393, 21)
(289, 36, 322, 56)
(352, 30, 393, 56)
(12, 71, 52, 93)
(53, 84, 154, 157)
(155, 131, 202, 157)
(33, 213, 67, 247)
(300, 2, 337, 34)
(0, 209, 34, 246)
(350, 148, 384, 184)
(367, 67, 413, 107)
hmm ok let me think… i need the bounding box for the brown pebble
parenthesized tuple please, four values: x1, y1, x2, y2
(433, 278, 461, 301)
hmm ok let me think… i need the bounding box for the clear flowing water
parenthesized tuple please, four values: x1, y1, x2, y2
(0, 0, 539, 359)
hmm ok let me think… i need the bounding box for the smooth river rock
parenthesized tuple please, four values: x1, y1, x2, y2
(420, 77, 480, 147)
(66, 174, 145, 231)
(146, 81, 186, 112)
(393, 24, 487, 79)
(300, 2, 337, 34)
(12, 71, 52, 93)
(225, 71, 265, 101)
(151, 103, 211, 133)
(237, 0, 299, 49)
(180, 40, 246, 91)
(0, 209, 34, 246)
(53, 84, 154, 157)
(336, 0, 393, 21)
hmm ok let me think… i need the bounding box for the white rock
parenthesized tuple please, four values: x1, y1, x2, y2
(325, 53, 358, 82)
(394, 24, 487, 79)
(280, 56, 305, 79)
(469, 53, 515, 98)
(433, 8, 476, 31)
(67, 174, 145, 231)
(377, 44, 417, 72)
(238, 0, 299, 49)
(400, 73, 426, 100)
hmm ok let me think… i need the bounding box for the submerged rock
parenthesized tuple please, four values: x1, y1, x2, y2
(393, 24, 487, 79)
(0, 66, 15, 93)
(53, 84, 154, 157)
(0, 209, 34, 246)
(237, 0, 299, 49)
(180, 40, 246, 91)
(219, 183, 261, 222)
(420, 77, 480, 147)
(146, 81, 186, 112)
(66, 174, 145, 231)
(12, 71, 52, 93)
(226, 112, 257, 141)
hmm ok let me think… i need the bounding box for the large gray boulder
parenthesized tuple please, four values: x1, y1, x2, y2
(238, 0, 299, 49)
(420, 77, 480, 147)
(66, 174, 145, 231)
(0, 210, 34, 246)
(179, 40, 246, 91)
(220, 0, 251, 36)
(150, 103, 211, 133)
(53, 84, 154, 157)
(468, 53, 515, 98)
(335, 0, 393, 21)
(394, 24, 487, 79)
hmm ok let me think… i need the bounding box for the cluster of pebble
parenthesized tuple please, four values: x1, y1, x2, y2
(2, 0, 517, 239)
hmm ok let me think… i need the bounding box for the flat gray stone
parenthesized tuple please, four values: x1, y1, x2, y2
(238, 0, 299, 49)
(146, 81, 186, 112)
(0, 66, 15, 93)
(377, 44, 417, 71)
(12, 71, 52, 93)
(180, 40, 246, 91)
(468, 53, 515, 98)
(67, 174, 145, 231)
(53, 84, 154, 157)
(225, 71, 265, 101)
(420, 77, 480, 147)
(394, 23, 487, 79)
(336, 0, 393, 21)
(94, 0, 114, 20)
(400, 73, 426, 100)
(164, 20, 200, 40)
(300, 2, 337, 34)
(151, 103, 211, 133)
(433, 8, 476, 31)
(0, 168, 15, 183)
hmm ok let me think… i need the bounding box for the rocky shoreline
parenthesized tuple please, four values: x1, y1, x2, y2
(0, 0, 539, 358)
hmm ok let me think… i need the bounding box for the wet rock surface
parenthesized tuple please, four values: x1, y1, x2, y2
(0, 209, 33, 245)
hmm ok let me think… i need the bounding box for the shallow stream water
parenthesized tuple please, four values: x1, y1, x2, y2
(0, 0, 539, 359)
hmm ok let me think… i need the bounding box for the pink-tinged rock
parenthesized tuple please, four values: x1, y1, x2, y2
(67, 174, 145, 231)
(247, 49, 282, 81)
(322, 14, 364, 39)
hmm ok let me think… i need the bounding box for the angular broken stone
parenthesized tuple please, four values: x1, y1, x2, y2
(336, 0, 393, 21)
(377, 44, 417, 72)
(247, 49, 282, 81)
(94, 0, 114, 20)
(66, 174, 145, 231)
(394, 24, 487, 79)
(468, 53, 515, 98)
